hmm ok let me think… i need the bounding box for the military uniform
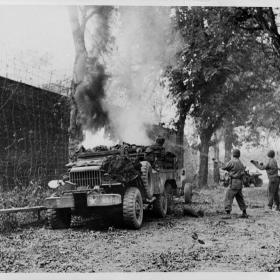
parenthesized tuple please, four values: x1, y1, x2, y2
(222, 156, 247, 214)
(252, 152, 280, 210)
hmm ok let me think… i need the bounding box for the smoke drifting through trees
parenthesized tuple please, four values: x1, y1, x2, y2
(104, 6, 181, 145)
(73, 6, 180, 146)
(70, 6, 113, 136)
(75, 59, 109, 131)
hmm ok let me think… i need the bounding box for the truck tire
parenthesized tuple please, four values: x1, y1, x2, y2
(123, 187, 143, 229)
(47, 208, 71, 229)
(140, 161, 153, 199)
(153, 189, 168, 218)
(255, 177, 263, 188)
(184, 183, 193, 204)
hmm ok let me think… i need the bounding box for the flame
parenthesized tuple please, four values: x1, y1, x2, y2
(82, 128, 117, 148)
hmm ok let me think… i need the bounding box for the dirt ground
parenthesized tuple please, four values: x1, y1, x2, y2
(1, 185, 280, 272)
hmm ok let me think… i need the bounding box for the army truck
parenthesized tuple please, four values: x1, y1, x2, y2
(44, 138, 190, 229)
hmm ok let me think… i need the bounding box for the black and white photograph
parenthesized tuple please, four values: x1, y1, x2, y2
(1, 0, 280, 274)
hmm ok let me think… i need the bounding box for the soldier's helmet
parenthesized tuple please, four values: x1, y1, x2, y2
(232, 149, 241, 158)
(267, 150, 275, 158)
(155, 136, 165, 146)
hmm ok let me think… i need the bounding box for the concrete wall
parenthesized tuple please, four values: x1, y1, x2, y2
(0, 76, 70, 190)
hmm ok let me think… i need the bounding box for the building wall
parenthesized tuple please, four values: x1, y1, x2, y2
(0, 76, 70, 190)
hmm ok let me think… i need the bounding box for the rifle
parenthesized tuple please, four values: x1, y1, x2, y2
(212, 158, 226, 169)
(214, 158, 250, 187)
(212, 158, 230, 187)
(251, 160, 266, 170)
(251, 159, 280, 171)
(250, 160, 261, 165)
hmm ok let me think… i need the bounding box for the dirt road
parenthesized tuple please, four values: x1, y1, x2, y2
(1, 185, 280, 272)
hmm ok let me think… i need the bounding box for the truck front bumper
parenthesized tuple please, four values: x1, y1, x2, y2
(45, 193, 122, 209)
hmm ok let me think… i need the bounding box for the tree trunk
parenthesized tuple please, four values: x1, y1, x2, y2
(224, 124, 234, 163)
(213, 133, 220, 184)
(67, 7, 113, 159)
(176, 114, 186, 169)
(68, 7, 88, 160)
(198, 131, 211, 188)
(214, 133, 220, 160)
(68, 87, 83, 160)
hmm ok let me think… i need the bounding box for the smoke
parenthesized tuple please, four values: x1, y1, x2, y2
(104, 6, 181, 145)
(108, 100, 155, 145)
(75, 6, 181, 146)
(87, 6, 114, 58)
(75, 58, 109, 130)
(73, 7, 114, 133)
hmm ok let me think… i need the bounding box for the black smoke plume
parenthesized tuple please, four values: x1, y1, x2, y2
(74, 6, 114, 132)
(75, 57, 109, 131)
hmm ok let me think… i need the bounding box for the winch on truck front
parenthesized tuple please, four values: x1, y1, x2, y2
(44, 137, 191, 229)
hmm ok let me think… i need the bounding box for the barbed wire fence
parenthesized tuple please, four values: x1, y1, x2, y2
(0, 41, 73, 95)
(0, 46, 73, 192)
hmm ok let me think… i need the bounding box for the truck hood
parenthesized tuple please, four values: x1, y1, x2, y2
(66, 157, 106, 168)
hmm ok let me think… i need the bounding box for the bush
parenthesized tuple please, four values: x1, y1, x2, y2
(0, 180, 52, 209)
(0, 180, 52, 231)
(0, 214, 19, 232)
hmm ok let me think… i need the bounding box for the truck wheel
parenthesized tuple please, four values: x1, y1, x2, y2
(123, 187, 143, 229)
(184, 183, 193, 204)
(47, 208, 71, 229)
(141, 161, 153, 199)
(153, 189, 168, 218)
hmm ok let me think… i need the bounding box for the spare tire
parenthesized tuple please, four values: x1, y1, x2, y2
(184, 183, 193, 204)
(255, 177, 263, 188)
(140, 161, 153, 199)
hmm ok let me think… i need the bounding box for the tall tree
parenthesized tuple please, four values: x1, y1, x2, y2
(68, 6, 113, 159)
(231, 8, 280, 57)
(167, 7, 240, 186)
(222, 20, 280, 157)
(167, 7, 279, 187)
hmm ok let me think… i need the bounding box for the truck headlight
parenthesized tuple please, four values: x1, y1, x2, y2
(48, 180, 65, 189)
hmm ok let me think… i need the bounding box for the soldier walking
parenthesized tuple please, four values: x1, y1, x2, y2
(222, 149, 248, 218)
(251, 150, 280, 211)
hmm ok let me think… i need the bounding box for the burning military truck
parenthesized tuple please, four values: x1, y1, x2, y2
(45, 137, 189, 229)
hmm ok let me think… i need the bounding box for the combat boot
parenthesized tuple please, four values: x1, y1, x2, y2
(240, 210, 248, 219)
(221, 210, 231, 219)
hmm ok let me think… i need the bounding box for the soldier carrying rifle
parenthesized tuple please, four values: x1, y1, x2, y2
(251, 150, 280, 211)
(213, 149, 248, 218)
(221, 149, 248, 219)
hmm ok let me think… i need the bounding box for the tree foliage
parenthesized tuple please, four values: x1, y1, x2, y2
(221, 7, 280, 150)
(166, 7, 280, 186)
(232, 8, 280, 57)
